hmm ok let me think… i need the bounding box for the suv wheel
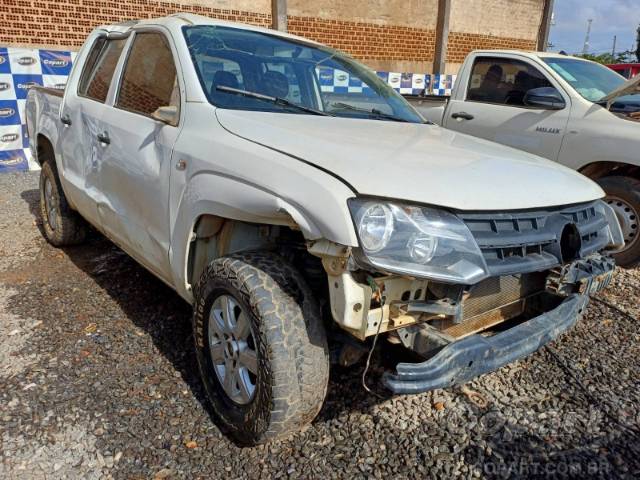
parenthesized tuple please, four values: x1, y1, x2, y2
(193, 252, 330, 445)
(597, 175, 640, 268)
(39, 160, 88, 247)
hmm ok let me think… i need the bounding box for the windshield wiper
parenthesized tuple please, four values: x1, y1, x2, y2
(329, 102, 410, 122)
(216, 85, 333, 117)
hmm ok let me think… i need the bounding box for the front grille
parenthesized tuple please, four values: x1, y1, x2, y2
(459, 201, 609, 276)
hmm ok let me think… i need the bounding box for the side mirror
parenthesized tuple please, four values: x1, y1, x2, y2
(151, 105, 179, 126)
(523, 87, 566, 110)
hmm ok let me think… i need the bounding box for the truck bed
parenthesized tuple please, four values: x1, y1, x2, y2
(25, 86, 65, 165)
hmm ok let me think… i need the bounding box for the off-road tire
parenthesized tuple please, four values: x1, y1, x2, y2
(193, 252, 330, 445)
(39, 158, 88, 247)
(597, 176, 640, 268)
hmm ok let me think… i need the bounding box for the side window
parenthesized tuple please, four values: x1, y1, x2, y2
(467, 57, 553, 106)
(78, 37, 126, 103)
(116, 33, 179, 119)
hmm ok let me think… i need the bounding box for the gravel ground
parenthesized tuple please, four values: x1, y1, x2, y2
(0, 171, 639, 479)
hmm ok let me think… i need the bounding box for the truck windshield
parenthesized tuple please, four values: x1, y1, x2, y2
(543, 57, 626, 102)
(182, 25, 423, 123)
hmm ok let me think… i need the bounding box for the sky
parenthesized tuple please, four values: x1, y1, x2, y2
(549, 0, 639, 56)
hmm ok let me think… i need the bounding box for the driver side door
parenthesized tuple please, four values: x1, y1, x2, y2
(444, 55, 570, 161)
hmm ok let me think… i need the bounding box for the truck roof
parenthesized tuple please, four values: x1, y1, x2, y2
(96, 13, 322, 46)
(469, 49, 593, 62)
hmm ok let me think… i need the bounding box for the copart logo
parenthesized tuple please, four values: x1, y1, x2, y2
(0, 133, 19, 143)
(336, 73, 348, 82)
(0, 107, 15, 118)
(0, 82, 10, 91)
(17, 56, 36, 66)
(319, 70, 333, 82)
(43, 58, 68, 68)
(414, 77, 424, 86)
(54, 83, 66, 89)
(17, 81, 38, 90)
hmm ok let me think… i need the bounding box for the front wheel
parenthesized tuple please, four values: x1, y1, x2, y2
(193, 252, 330, 445)
(597, 175, 640, 268)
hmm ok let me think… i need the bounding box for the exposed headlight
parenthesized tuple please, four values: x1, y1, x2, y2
(349, 199, 489, 284)
(358, 203, 394, 252)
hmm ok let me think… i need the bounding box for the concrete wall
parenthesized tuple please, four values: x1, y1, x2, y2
(446, 0, 543, 73)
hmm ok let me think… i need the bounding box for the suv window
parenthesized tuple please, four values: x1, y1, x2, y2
(78, 37, 126, 103)
(116, 32, 179, 119)
(467, 57, 553, 106)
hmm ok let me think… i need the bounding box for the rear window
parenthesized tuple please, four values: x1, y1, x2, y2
(78, 37, 126, 103)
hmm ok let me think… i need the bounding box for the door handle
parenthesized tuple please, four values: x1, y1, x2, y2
(60, 114, 72, 126)
(96, 132, 110, 145)
(451, 111, 474, 121)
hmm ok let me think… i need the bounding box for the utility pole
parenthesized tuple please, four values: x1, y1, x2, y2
(582, 18, 592, 55)
(433, 0, 452, 75)
(271, 0, 287, 32)
(537, 0, 554, 51)
(612, 35, 617, 57)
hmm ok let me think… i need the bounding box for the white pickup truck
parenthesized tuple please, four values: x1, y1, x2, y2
(417, 50, 640, 267)
(26, 15, 623, 445)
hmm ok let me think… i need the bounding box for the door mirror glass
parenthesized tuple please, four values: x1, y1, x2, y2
(151, 106, 179, 126)
(524, 87, 566, 110)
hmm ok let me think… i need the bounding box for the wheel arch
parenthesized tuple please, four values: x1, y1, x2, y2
(578, 161, 640, 181)
(169, 172, 355, 301)
(35, 133, 55, 167)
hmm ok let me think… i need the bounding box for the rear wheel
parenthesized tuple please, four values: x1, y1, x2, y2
(597, 175, 640, 268)
(39, 159, 88, 247)
(193, 252, 330, 445)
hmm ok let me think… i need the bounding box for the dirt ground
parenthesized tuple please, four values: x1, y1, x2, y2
(1, 172, 639, 479)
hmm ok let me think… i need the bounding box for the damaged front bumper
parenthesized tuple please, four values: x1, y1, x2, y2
(382, 256, 615, 394)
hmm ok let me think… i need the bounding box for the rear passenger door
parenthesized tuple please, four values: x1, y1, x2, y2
(443, 55, 570, 161)
(97, 30, 182, 282)
(60, 34, 126, 224)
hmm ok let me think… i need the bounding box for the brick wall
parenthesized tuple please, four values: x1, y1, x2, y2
(447, 32, 536, 64)
(0, 0, 270, 48)
(0, 0, 544, 74)
(287, 16, 436, 64)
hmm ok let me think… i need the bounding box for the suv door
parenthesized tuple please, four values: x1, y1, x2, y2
(97, 30, 182, 282)
(443, 55, 570, 161)
(59, 35, 126, 224)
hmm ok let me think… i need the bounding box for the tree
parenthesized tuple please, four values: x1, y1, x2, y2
(576, 50, 635, 65)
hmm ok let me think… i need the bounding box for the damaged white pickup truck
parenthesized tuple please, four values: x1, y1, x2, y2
(26, 14, 624, 445)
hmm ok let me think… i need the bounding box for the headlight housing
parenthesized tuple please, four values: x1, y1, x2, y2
(349, 198, 489, 284)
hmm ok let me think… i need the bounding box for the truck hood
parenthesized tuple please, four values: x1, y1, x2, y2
(602, 73, 640, 107)
(216, 110, 604, 211)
